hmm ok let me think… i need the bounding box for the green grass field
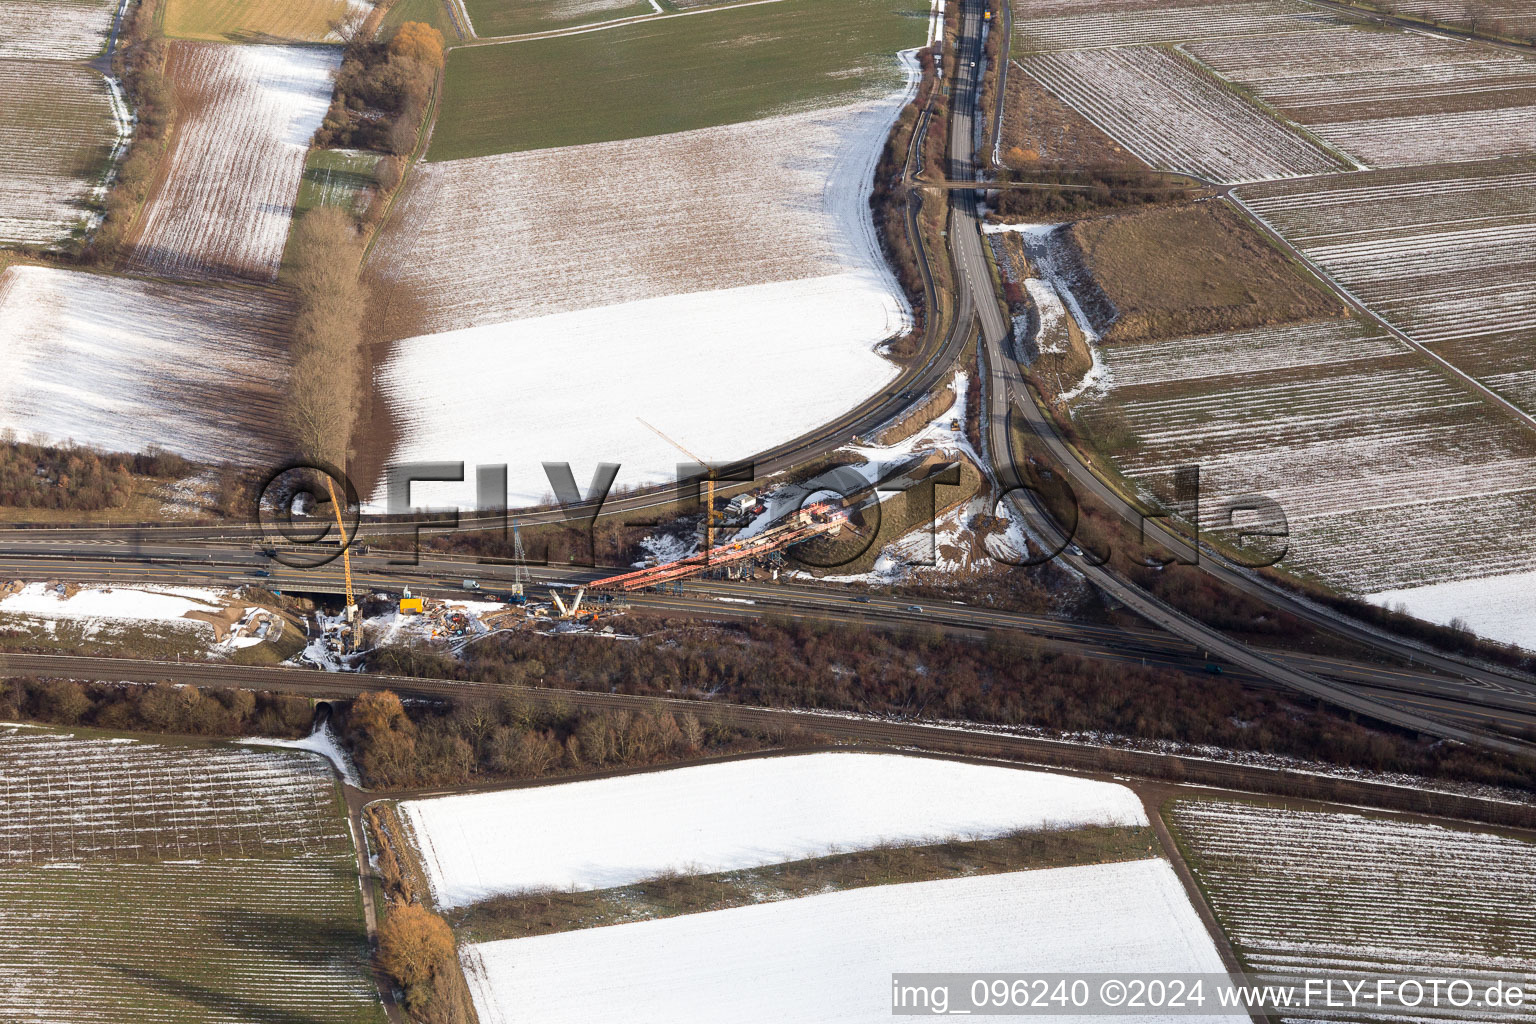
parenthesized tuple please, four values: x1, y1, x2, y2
(296, 148, 383, 218)
(0, 727, 384, 1023)
(381, 0, 458, 39)
(430, 0, 928, 160)
(465, 0, 655, 38)
(0, 860, 385, 1023)
(162, 0, 356, 42)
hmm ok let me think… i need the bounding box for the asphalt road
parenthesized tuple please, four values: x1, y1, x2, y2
(10, 529, 1536, 732)
(0, 0, 1531, 750)
(943, 0, 1533, 755)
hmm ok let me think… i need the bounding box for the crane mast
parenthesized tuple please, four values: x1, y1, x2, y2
(323, 476, 358, 650)
(637, 418, 718, 552)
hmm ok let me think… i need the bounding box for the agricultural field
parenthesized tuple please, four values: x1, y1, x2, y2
(0, 582, 292, 660)
(459, 861, 1245, 1024)
(370, 96, 912, 506)
(295, 148, 382, 219)
(399, 752, 1148, 906)
(1363, 0, 1536, 39)
(1169, 799, 1536, 1005)
(1076, 315, 1536, 646)
(129, 42, 341, 281)
(0, 265, 291, 465)
(1021, 46, 1342, 183)
(999, 71, 1147, 170)
(0, 0, 120, 60)
(1236, 163, 1536, 414)
(1063, 202, 1346, 342)
(380, 0, 458, 38)
(0, 725, 383, 1023)
(1014, 0, 1339, 53)
(0, 59, 127, 245)
(162, 0, 371, 43)
(430, 0, 926, 159)
(1187, 26, 1536, 167)
(463, 0, 653, 38)
(374, 99, 906, 336)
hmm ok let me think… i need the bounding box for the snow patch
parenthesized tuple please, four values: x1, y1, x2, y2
(1368, 571, 1536, 652)
(399, 751, 1147, 907)
(238, 721, 362, 787)
(460, 860, 1244, 1024)
(372, 82, 919, 510)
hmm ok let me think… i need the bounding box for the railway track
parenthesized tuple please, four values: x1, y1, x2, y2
(2, 652, 1530, 830)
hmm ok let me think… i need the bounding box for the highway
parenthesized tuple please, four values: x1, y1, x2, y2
(7, 523, 1536, 732)
(0, 0, 1531, 753)
(942, 0, 1535, 755)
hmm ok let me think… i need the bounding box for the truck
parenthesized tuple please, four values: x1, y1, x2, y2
(462, 579, 481, 591)
(726, 493, 765, 521)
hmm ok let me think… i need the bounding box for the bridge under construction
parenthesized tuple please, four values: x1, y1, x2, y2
(588, 503, 849, 592)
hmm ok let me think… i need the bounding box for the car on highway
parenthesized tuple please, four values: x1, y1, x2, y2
(905, 604, 923, 613)
(249, 569, 273, 577)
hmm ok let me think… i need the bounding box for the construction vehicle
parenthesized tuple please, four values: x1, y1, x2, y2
(399, 597, 424, 615)
(639, 418, 723, 552)
(726, 493, 764, 521)
(550, 587, 586, 619)
(507, 517, 532, 604)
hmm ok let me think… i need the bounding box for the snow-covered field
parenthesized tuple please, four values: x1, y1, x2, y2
(1316, 104, 1536, 167)
(1017, 0, 1334, 52)
(0, 725, 346, 863)
(1187, 26, 1536, 166)
(1082, 317, 1536, 636)
(371, 89, 913, 508)
(0, 0, 120, 60)
(1023, 47, 1340, 183)
(0, 60, 127, 245)
(1238, 166, 1536, 416)
(460, 860, 1245, 1024)
(130, 42, 340, 281)
(0, 726, 379, 1023)
(0, 0, 131, 246)
(400, 752, 1147, 906)
(1368, 571, 1536, 650)
(1190, 28, 1536, 116)
(0, 582, 226, 627)
(0, 265, 291, 463)
(1171, 800, 1536, 1005)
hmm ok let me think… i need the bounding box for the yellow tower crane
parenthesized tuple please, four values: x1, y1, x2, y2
(323, 475, 359, 650)
(638, 418, 720, 553)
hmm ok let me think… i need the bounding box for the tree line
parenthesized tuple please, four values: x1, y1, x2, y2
(0, 440, 193, 511)
(315, 22, 445, 157)
(338, 687, 815, 789)
(0, 676, 315, 737)
(284, 22, 443, 468)
(379, 616, 1536, 793)
(83, 0, 172, 264)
